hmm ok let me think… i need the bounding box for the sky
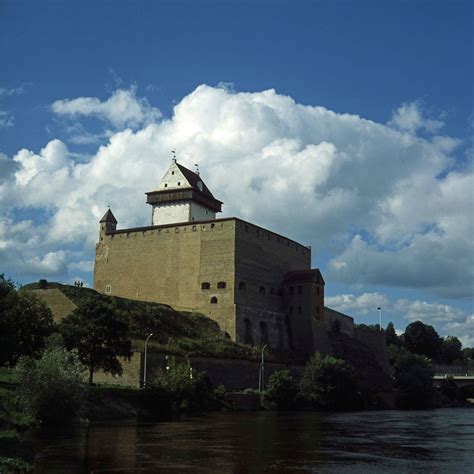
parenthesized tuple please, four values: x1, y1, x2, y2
(1, 0, 473, 345)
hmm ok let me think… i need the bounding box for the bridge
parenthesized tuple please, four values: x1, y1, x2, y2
(433, 365, 474, 389)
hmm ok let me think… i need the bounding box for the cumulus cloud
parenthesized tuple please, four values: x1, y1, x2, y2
(327, 292, 473, 346)
(51, 86, 161, 128)
(0, 84, 472, 301)
(325, 293, 389, 315)
(388, 101, 444, 134)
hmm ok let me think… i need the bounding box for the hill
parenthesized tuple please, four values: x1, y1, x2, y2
(21, 281, 270, 362)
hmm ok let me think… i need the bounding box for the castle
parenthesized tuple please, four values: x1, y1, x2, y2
(93, 159, 370, 359)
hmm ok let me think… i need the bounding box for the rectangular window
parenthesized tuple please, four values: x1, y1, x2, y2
(105, 285, 111, 294)
(297, 285, 303, 295)
(289, 286, 294, 295)
(298, 306, 302, 315)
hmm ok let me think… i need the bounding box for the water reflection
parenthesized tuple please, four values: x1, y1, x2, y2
(32, 408, 474, 473)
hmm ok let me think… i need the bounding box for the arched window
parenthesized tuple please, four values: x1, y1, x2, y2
(259, 286, 266, 294)
(210, 296, 218, 304)
(244, 319, 253, 346)
(259, 321, 269, 346)
(201, 282, 210, 290)
(217, 281, 226, 289)
(239, 282, 246, 290)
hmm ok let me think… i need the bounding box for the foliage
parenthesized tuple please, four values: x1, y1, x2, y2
(463, 347, 474, 361)
(385, 322, 399, 346)
(265, 370, 298, 410)
(403, 321, 442, 359)
(440, 336, 463, 364)
(438, 376, 459, 400)
(146, 357, 213, 412)
(13, 340, 87, 425)
(391, 347, 434, 409)
(299, 353, 358, 410)
(0, 274, 54, 366)
(60, 297, 132, 384)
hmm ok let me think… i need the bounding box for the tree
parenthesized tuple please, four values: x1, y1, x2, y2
(463, 347, 474, 362)
(0, 274, 54, 366)
(147, 357, 212, 411)
(14, 336, 86, 424)
(265, 370, 298, 410)
(385, 322, 399, 346)
(60, 298, 132, 384)
(392, 348, 434, 409)
(440, 336, 463, 364)
(299, 353, 358, 410)
(403, 321, 442, 359)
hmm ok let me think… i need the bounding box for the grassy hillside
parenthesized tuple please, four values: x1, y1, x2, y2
(21, 282, 273, 362)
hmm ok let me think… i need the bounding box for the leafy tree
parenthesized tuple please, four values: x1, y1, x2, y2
(299, 353, 358, 410)
(147, 357, 212, 411)
(403, 321, 442, 359)
(438, 376, 459, 401)
(14, 337, 86, 424)
(265, 370, 298, 409)
(440, 336, 463, 364)
(60, 298, 132, 384)
(462, 347, 474, 362)
(392, 348, 434, 409)
(385, 322, 399, 346)
(0, 274, 54, 366)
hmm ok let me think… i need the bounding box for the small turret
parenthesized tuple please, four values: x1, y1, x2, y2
(99, 209, 117, 240)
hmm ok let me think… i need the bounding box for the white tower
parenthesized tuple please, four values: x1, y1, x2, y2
(146, 159, 223, 226)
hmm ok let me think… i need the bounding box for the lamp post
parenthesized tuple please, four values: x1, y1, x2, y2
(377, 307, 382, 331)
(143, 333, 153, 388)
(258, 344, 267, 392)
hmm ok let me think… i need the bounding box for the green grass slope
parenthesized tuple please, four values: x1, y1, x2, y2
(21, 282, 272, 362)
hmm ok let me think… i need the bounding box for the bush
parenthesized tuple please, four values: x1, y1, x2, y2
(265, 370, 297, 409)
(299, 353, 358, 410)
(146, 358, 212, 412)
(14, 340, 87, 425)
(438, 376, 459, 401)
(392, 348, 434, 409)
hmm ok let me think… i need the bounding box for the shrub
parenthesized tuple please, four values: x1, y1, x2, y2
(147, 358, 212, 412)
(392, 348, 434, 409)
(14, 341, 87, 425)
(299, 353, 358, 410)
(265, 370, 297, 409)
(438, 376, 458, 401)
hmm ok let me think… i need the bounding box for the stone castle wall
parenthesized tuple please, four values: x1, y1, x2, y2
(94, 218, 237, 337)
(94, 217, 312, 344)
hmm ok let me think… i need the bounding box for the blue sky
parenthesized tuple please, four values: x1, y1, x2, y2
(1, 0, 472, 343)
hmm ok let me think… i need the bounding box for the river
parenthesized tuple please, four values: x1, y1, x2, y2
(31, 408, 474, 473)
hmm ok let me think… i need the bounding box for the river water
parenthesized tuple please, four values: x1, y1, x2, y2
(32, 408, 474, 473)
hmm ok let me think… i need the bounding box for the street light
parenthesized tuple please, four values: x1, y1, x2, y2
(377, 307, 382, 331)
(258, 344, 267, 392)
(143, 333, 153, 388)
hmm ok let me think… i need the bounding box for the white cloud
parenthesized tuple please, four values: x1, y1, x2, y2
(0, 84, 28, 128)
(326, 292, 473, 347)
(325, 292, 389, 315)
(51, 86, 161, 128)
(388, 101, 444, 134)
(0, 85, 471, 300)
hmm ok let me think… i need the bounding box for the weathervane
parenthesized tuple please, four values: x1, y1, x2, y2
(194, 162, 200, 175)
(171, 149, 177, 162)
